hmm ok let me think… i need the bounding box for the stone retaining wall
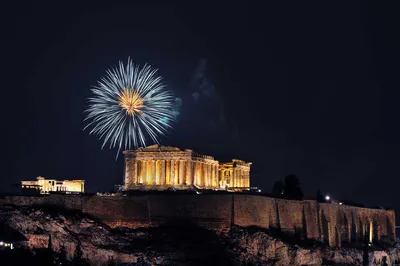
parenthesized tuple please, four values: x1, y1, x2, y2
(0, 193, 395, 247)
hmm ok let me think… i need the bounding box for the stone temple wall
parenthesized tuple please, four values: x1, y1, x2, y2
(0, 193, 395, 247)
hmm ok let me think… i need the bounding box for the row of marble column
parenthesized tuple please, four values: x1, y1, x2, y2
(125, 159, 220, 188)
(220, 169, 250, 188)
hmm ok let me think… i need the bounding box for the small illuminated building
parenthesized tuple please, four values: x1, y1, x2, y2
(20, 176, 84, 194)
(123, 145, 251, 191)
(0, 223, 27, 250)
(219, 160, 251, 189)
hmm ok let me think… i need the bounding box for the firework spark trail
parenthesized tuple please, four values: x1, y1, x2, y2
(84, 58, 175, 157)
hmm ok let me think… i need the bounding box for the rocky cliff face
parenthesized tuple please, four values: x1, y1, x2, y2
(0, 205, 398, 265)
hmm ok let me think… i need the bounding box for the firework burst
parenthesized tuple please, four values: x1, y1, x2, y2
(84, 58, 175, 156)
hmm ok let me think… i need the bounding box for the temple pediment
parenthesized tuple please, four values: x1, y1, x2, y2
(137, 144, 182, 152)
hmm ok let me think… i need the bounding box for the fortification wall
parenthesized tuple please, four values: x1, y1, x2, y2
(82, 195, 150, 228)
(318, 203, 396, 247)
(0, 193, 395, 247)
(233, 194, 276, 228)
(148, 194, 232, 228)
(0, 195, 82, 210)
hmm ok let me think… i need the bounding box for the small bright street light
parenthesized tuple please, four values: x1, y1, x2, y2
(325, 195, 330, 201)
(339, 202, 343, 205)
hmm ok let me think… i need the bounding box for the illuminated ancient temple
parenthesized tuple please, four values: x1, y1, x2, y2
(123, 145, 251, 191)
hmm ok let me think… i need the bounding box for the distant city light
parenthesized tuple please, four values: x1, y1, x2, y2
(325, 195, 330, 201)
(257, 189, 261, 193)
(339, 202, 343, 205)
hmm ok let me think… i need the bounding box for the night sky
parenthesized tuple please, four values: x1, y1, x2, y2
(2, 2, 400, 213)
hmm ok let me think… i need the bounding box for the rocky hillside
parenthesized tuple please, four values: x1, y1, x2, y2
(0, 204, 398, 265)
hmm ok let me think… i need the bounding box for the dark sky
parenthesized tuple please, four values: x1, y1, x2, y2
(2, 2, 400, 213)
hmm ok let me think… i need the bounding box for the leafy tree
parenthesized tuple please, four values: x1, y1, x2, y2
(271, 180, 284, 197)
(283, 175, 303, 200)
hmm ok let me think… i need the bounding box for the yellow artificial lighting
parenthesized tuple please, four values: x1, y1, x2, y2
(118, 88, 143, 116)
(369, 221, 373, 243)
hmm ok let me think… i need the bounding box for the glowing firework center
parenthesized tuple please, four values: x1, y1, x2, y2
(123, 145, 251, 191)
(118, 88, 143, 116)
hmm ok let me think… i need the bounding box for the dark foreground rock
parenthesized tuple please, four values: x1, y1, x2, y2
(0, 205, 398, 265)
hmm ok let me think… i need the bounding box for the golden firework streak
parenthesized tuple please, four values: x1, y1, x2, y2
(118, 88, 143, 116)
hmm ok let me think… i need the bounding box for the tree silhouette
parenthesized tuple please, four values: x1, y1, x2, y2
(55, 245, 69, 265)
(72, 242, 90, 266)
(48, 234, 52, 251)
(316, 188, 322, 202)
(271, 180, 284, 198)
(283, 175, 303, 200)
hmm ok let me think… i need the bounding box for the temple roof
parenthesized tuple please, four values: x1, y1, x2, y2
(136, 144, 183, 152)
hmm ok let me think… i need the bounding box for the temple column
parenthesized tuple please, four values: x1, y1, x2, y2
(216, 165, 220, 187)
(145, 160, 150, 184)
(237, 169, 241, 188)
(198, 162, 203, 187)
(238, 169, 242, 187)
(209, 164, 213, 187)
(192, 161, 196, 186)
(203, 163, 208, 187)
(124, 157, 134, 189)
(195, 161, 200, 186)
(174, 160, 179, 185)
(208, 164, 212, 187)
(179, 160, 185, 185)
(199, 162, 203, 187)
(216, 165, 219, 187)
(170, 160, 175, 185)
(215, 165, 218, 187)
(195, 162, 200, 186)
(151, 160, 156, 185)
(211, 165, 216, 188)
(155, 160, 160, 185)
(239, 169, 242, 187)
(191, 161, 195, 185)
(140, 160, 146, 184)
(206, 163, 210, 187)
(124, 158, 130, 188)
(234, 169, 237, 188)
(232, 169, 236, 188)
(203, 163, 207, 187)
(166, 160, 171, 185)
(186, 161, 193, 186)
(126, 160, 138, 187)
(134, 160, 139, 185)
(236, 169, 240, 188)
(161, 160, 166, 185)
(242, 169, 245, 187)
(208, 164, 214, 188)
